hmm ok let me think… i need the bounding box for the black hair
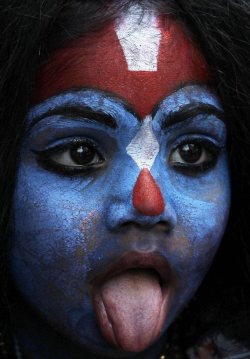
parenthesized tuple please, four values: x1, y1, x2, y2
(0, 0, 250, 357)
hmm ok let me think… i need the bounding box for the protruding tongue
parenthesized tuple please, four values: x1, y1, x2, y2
(93, 269, 166, 352)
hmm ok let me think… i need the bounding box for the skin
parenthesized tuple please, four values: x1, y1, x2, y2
(9, 6, 230, 359)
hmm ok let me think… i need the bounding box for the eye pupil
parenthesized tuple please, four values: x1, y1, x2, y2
(71, 145, 95, 165)
(179, 143, 202, 163)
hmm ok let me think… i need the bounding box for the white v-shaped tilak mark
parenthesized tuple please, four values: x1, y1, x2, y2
(115, 4, 161, 71)
(126, 116, 160, 170)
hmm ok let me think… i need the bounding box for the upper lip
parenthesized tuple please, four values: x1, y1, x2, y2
(91, 251, 174, 288)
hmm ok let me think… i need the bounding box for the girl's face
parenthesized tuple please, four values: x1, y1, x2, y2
(10, 4, 230, 357)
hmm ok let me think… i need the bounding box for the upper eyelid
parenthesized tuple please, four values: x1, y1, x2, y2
(31, 137, 102, 158)
(169, 134, 225, 151)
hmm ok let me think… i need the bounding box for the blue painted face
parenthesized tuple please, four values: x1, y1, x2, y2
(9, 84, 230, 356)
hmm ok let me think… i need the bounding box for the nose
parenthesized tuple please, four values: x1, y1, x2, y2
(133, 168, 165, 216)
(105, 168, 177, 231)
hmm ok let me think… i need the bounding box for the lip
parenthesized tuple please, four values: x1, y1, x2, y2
(91, 250, 175, 290)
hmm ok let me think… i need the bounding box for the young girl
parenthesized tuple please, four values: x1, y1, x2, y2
(0, 1, 249, 358)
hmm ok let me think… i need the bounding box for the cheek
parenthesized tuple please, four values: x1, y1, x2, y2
(158, 158, 231, 299)
(9, 162, 106, 317)
(162, 178, 230, 323)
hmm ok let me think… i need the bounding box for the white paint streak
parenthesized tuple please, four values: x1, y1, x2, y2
(115, 4, 161, 71)
(126, 116, 159, 170)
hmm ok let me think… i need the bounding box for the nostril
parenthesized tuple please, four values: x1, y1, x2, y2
(120, 221, 172, 232)
(154, 221, 171, 232)
(105, 192, 177, 232)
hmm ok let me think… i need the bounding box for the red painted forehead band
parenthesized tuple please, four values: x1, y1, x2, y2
(33, 12, 211, 118)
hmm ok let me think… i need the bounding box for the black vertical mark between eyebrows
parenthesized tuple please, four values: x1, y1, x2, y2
(161, 103, 225, 130)
(29, 105, 118, 129)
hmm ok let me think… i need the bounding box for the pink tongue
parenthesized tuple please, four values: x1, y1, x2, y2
(93, 269, 165, 352)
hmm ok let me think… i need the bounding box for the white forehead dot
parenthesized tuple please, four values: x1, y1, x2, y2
(115, 4, 161, 71)
(126, 116, 160, 170)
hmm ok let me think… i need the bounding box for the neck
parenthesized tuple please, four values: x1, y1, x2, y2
(12, 291, 165, 359)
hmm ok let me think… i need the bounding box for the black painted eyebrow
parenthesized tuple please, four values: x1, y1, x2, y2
(29, 105, 118, 129)
(161, 103, 225, 130)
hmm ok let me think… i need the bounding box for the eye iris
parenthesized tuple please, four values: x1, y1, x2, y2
(179, 143, 202, 163)
(70, 145, 96, 165)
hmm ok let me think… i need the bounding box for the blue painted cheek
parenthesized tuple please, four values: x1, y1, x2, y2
(10, 165, 101, 346)
(10, 163, 101, 340)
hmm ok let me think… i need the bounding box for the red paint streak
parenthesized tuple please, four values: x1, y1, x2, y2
(133, 169, 165, 216)
(33, 17, 211, 119)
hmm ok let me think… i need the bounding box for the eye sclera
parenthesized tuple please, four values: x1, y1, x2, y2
(168, 136, 224, 174)
(32, 137, 106, 175)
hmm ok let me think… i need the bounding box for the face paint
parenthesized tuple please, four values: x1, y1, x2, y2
(10, 4, 230, 358)
(33, 4, 211, 118)
(126, 115, 164, 215)
(133, 168, 165, 216)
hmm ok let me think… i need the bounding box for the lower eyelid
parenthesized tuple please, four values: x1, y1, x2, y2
(35, 153, 105, 176)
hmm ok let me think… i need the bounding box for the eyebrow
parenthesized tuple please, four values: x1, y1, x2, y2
(29, 105, 118, 129)
(161, 103, 225, 130)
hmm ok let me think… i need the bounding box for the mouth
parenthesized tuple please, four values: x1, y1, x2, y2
(92, 252, 174, 353)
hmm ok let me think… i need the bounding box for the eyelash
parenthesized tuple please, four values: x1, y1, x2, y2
(34, 136, 223, 177)
(169, 138, 222, 174)
(34, 138, 105, 175)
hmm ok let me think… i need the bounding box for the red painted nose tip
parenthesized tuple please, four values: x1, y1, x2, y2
(133, 168, 165, 216)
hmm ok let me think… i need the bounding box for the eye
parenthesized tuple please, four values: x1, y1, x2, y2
(169, 139, 221, 173)
(35, 138, 105, 174)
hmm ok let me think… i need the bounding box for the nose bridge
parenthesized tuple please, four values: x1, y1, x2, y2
(105, 114, 177, 230)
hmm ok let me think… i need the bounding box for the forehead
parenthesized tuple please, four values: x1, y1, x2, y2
(33, 6, 211, 118)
